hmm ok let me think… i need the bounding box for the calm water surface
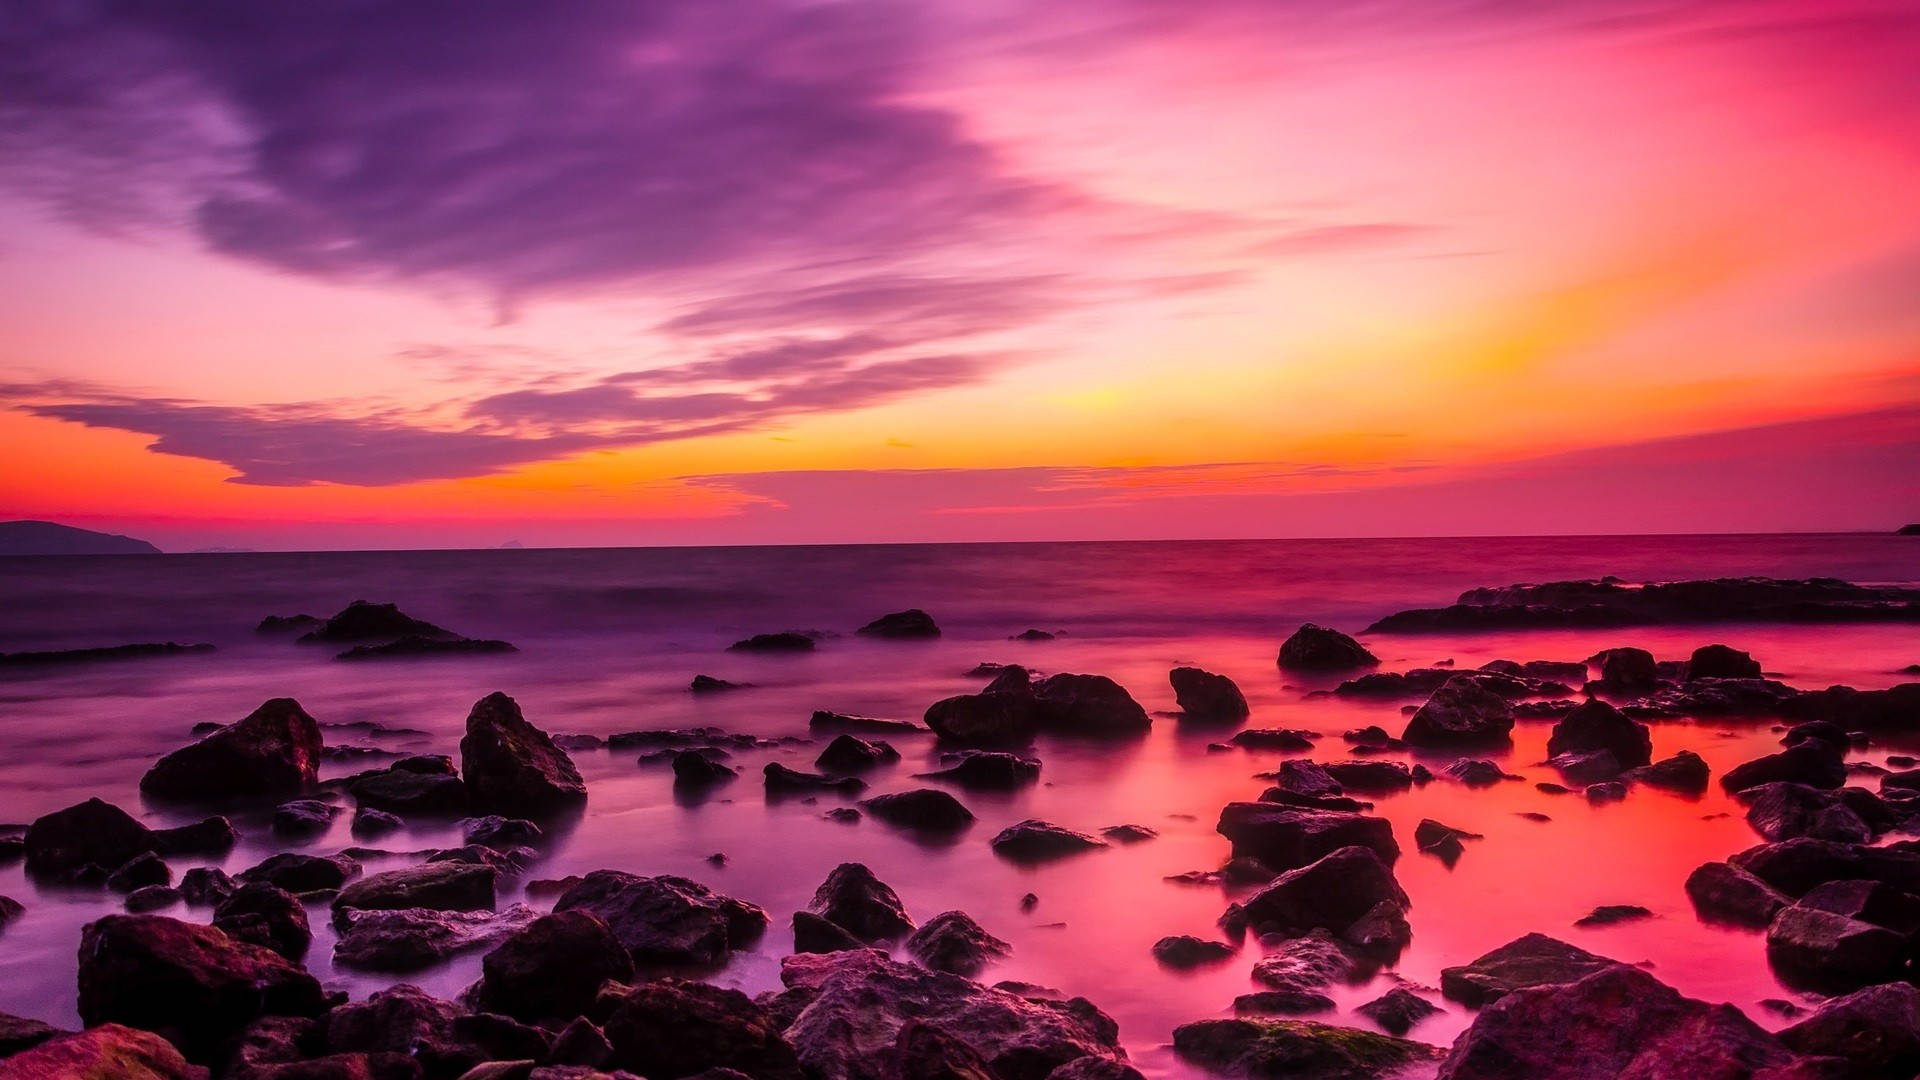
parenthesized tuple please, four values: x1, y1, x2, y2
(2, 534, 1917, 1076)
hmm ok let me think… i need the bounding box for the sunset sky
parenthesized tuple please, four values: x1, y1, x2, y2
(2, 0, 1916, 550)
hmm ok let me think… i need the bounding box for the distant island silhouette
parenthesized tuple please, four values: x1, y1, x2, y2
(0, 520, 160, 555)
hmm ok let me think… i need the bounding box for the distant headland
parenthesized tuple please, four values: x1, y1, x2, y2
(0, 520, 161, 555)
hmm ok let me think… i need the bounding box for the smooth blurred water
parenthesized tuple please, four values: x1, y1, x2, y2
(1, 533, 1916, 1076)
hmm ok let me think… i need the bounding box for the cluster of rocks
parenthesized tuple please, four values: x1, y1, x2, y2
(259, 601, 516, 661)
(1366, 575, 1920, 632)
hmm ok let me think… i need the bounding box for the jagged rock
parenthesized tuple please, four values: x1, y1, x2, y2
(1740, 783, 1872, 843)
(1414, 820, 1480, 865)
(888, 1020, 1000, 1080)
(1439, 933, 1616, 1007)
(1215, 804, 1398, 873)
(1151, 935, 1237, 969)
(1170, 667, 1250, 722)
(1355, 988, 1442, 1036)
(1029, 674, 1152, 737)
(1547, 750, 1622, 785)
(474, 910, 634, 1024)
(1722, 744, 1847, 792)
(810, 863, 915, 942)
(1173, 1018, 1441, 1078)
(140, 698, 323, 803)
(460, 692, 587, 817)
(1767, 887, 1916, 989)
(549, 1016, 615, 1068)
(1276, 625, 1378, 672)
(925, 692, 1040, 745)
(858, 609, 940, 639)
(0, 1023, 197, 1079)
(239, 852, 360, 893)
(213, 882, 311, 959)
(1443, 759, 1511, 787)
(1239, 847, 1408, 942)
(990, 820, 1108, 862)
(77, 915, 327, 1063)
(331, 862, 496, 928)
(555, 871, 768, 967)
(1546, 700, 1652, 768)
(729, 631, 815, 652)
(907, 911, 1011, 976)
(1623, 750, 1711, 792)
(816, 735, 900, 773)
(1778, 981, 1920, 1077)
(334, 903, 538, 972)
(603, 980, 805, 1080)
(320, 983, 477, 1073)
(1402, 676, 1514, 747)
(463, 816, 542, 849)
(916, 751, 1040, 789)
(862, 789, 975, 834)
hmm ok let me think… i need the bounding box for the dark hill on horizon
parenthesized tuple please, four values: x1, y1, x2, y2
(0, 520, 161, 555)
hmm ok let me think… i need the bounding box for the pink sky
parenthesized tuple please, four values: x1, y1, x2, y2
(0, 1, 1916, 549)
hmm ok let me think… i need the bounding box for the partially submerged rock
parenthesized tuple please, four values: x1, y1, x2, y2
(332, 902, 538, 972)
(297, 600, 453, 643)
(764, 762, 866, 796)
(1778, 981, 1920, 1077)
(1276, 625, 1379, 672)
(1545, 700, 1652, 769)
(0, 1023, 196, 1080)
(815, 734, 900, 773)
(1152, 935, 1237, 969)
(331, 862, 497, 928)
(730, 631, 816, 652)
(809, 862, 915, 942)
(1172, 1017, 1441, 1079)
(926, 691, 1041, 745)
(861, 789, 975, 834)
(1740, 783, 1872, 843)
(1170, 666, 1250, 723)
(916, 750, 1041, 789)
(1439, 933, 1615, 1007)
(472, 909, 635, 1024)
(1685, 860, 1790, 927)
(1216, 804, 1399, 873)
(1029, 673, 1152, 737)
(1238, 847, 1409, 948)
(1355, 988, 1442, 1036)
(907, 910, 1011, 976)
(1401, 676, 1514, 747)
(554, 870, 768, 968)
(857, 609, 941, 639)
(335, 635, 516, 660)
(460, 691, 587, 817)
(990, 820, 1108, 863)
(140, 698, 323, 802)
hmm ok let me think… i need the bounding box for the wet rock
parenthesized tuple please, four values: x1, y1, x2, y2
(473, 910, 634, 1024)
(862, 788, 975, 834)
(1436, 963, 1798, 1080)
(299, 600, 452, 643)
(554, 870, 768, 967)
(1030, 673, 1152, 737)
(462, 816, 542, 849)
(1786, 721, 1854, 756)
(985, 666, 1036, 693)
(274, 799, 341, 840)
(77, 914, 327, 1063)
(1356, 988, 1442, 1036)
(123, 885, 179, 913)
(1588, 647, 1659, 693)
(1547, 749, 1622, 785)
(1622, 750, 1710, 793)
(1248, 930, 1357, 996)
(1722, 743, 1847, 793)
(1778, 981, 1920, 1077)
(1104, 824, 1157, 843)
(331, 862, 496, 928)
(765, 762, 866, 796)
(1782, 683, 1920, 734)
(1586, 781, 1625, 804)
(1730, 838, 1920, 897)
(141, 698, 324, 803)
(214, 882, 311, 959)
(333, 903, 537, 972)
(1690, 643, 1763, 680)
(673, 751, 738, 787)
(1151, 935, 1237, 969)
(780, 949, 1125, 1080)
(1443, 759, 1512, 787)
(335, 634, 515, 660)
(178, 867, 234, 907)
(925, 692, 1041, 745)
(320, 983, 473, 1072)
(793, 910, 867, 954)
(1414, 820, 1480, 865)
(1216, 804, 1399, 872)
(729, 631, 815, 652)
(1172, 1017, 1440, 1079)
(991, 820, 1108, 862)
(1321, 761, 1413, 793)
(1546, 700, 1652, 769)
(816, 734, 900, 773)
(548, 1016, 615, 1068)
(107, 852, 171, 893)
(347, 761, 470, 816)
(1231, 990, 1338, 1016)
(1239, 847, 1408, 943)
(1575, 904, 1653, 927)
(1401, 676, 1514, 747)
(1439, 933, 1616, 1007)
(603, 980, 804, 1080)
(1265, 761, 1344, 799)
(917, 750, 1041, 789)
(858, 609, 940, 639)
(825, 807, 862, 824)
(1333, 669, 1455, 699)
(1740, 783, 1872, 843)
(0, 1023, 197, 1079)
(460, 692, 587, 817)
(240, 852, 360, 893)
(1170, 667, 1250, 722)
(885, 1019, 1000, 1080)
(1232, 729, 1317, 752)
(810, 710, 924, 735)
(810, 863, 915, 942)
(907, 910, 1012, 976)
(1276, 625, 1379, 672)
(1769, 902, 1913, 989)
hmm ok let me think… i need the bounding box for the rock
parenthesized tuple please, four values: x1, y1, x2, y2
(1730, 837, 1920, 897)
(887, 1020, 1000, 1080)
(473, 910, 634, 1024)
(1785, 721, 1853, 756)
(1741, 783, 1872, 843)
(1575, 904, 1653, 927)
(1170, 667, 1250, 722)
(990, 820, 1108, 862)
(548, 1016, 615, 1068)
(764, 763, 865, 796)
(916, 750, 1040, 789)
(107, 852, 171, 893)
(861, 789, 975, 834)
(1723, 744, 1847, 792)
(1414, 820, 1480, 865)
(793, 910, 867, 954)
(1690, 644, 1763, 680)
(347, 763, 469, 816)
(925, 692, 1040, 745)
(1248, 931, 1357, 996)
(985, 666, 1036, 693)
(320, 984, 482, 1074)
(273, 799, 340, 840)
(140, 698, 323, 803)
(335, 635, 515, 660)
(0, 1012, 66, 1057)
(1265, 761, 1344, 799)
(123, 885, 179, 913)
(239, 853, 360, 893)
(1172, 1018, 1441, 1079)
(1546, 700, 1652, 768)
(20, 799, 149, 882)
(460, 692, 587, 817)
(1355, 988, 1442, 1036)
(1546, 750, 1621, 785)
(298, 600, 452, 642)
(1239, 847, 1409, 942)
(1443, 759, 1511, 787)
(77, 914, 327, 1063)
(333, 903, 538, 972)
(462, 816, 542, 849)
(1782, 683, 1920, 734)
(1276, 625, 1378, 672)
(1435, 964, 1798, 1080)
(1623, 750, 1711, 793)
(1778, 981, 1920, 1077)
(816, 735, 900, 773)
(780, 950, 1124, 1080)
(0, 1024, 197, 1079)
(331, 862, 496, 927)
(1045, 1059, 1146, 1080)
(1368, 576, 1920, 633)
(1767, 895, 1913, 989)
(729, 631, 815, 652)
(825, 807, 862, 824)
(214, 882, 311, 959)
(1151, 935, 1236, 969)
(1589, 646, 1658, 692)
(1439, 933, 1616, 1007)
(810, 710, 924, 735)
(690, 674, 746, 693)
(1232, 729, 1317, 752)
(1103, 824, 1157, 843)
(858, 609, 940, 639)
(810, 863, 915, 941)
(178, 867, 235, 907)
(1402, 676, 1514, 747)
(907, 911, 1012, 976)
(1232, 990, 1337, 1016)
(1030, 674, 1152, 737)
(1334, 669, 1456, 700)
(1321, 761, 1413, 793)
(673, 752, 738, 787)
(1215, 804, 1399, 873)
(554, 870, 768, 967)
(603, 980, 804, 1080)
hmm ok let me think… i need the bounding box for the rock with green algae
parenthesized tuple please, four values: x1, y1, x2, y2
(1172, 1017, 1442, 1078)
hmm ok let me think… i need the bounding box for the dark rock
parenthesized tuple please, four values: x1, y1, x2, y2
(1170, 667, 1250, 722)
(1785, 720, 1854, 756)
(1320, 761, 1413, 793)
(1690, 643, 1763, 680)
(1248, 930, 1356, 996)
(334, 634, 515, 660)
(603, 980, 804, 1080)
(1232, 729, 1317, 752)
(690, 674, 745, 693)
(862, 789, 975, 833)
(474, 910, 634, 1024)
(1547, 750, 1623, 785)
(858, 609, 941, 639)
(274, 799, 340, 840)
(460, 692, 587, 817)
(1585, 781, 1628, 803)
(1103, 824, 1157, 843)
(554, 870, 768, 967)
(1276, 625, 1378, 672)
(985, 665, 1035, 693)
(1623, 750, 1711, 793)
(810, 710, 924, 735)
(1239, 847, 1408, 941)
(1546, 700, 1652, 768)
(907, 910, 1012, 976)
(0, 1023, 196, 1079)
(673, 752, 737, 786)
(1723, 744, 1847, 792)
(1216, 804, 1398, 872)
(462, 815, 542, 849)
(917, 750, 1040, 789)
(816, 734, 900, 773)
(1369, 576, 1920, 633)
(810, 862, 916, 942)
(793, 910, 867, 954)
(0, 1011, 66, 1056)
(1439, 933, 1615, 1007)
(139, 697, 323, 803)
(333, 903, 537, 972)
(925, 692, 1040, 745)
(1173, 1017, 1440, 1079)
(1730, 837, 1920, 897)
(1046, 1058, 1146, 1080)
(1767, 900, 1910, 989)
(214, 882, 311, 959)
(991, 820, 1108, 862)
(1231, 990, 1338, 1016)
(298, 600, 452, 643)
(1575, 904, 1653, 927)
(107, 851, 171, 893)
(178, 867, 235, 906)
(1265, 760, 1344, 799)
(765, 762, 865, 796)
(1414, 820, 1480, 864)
(1402, 676, 1514, 747)
(240, 852, 360, 893)
(1334, 668, 1455, 699)
(1355, 988, 1441, 1036)
(1030, 673, 1152, 737)
(331, 862, 496, 927)
(0, 642, 213, 668)
(825, 807, 862, 824)
(1740, 783, 1872, 842)
(1151, 935, 1236, 968)
(1782, 683, 1920, 734)
(1778, 981, 1920, 1077)
(548, 1016, 615, 1068)
(1443, 759, 1511, 787)
(123, 885, 179, 913)
(729, 631, 815, 652)
(1587, 646, 1658, 693)
(348, 763, 469, 816)
(1012, 629, 1056, 641)
(77, 914, 327, 1063)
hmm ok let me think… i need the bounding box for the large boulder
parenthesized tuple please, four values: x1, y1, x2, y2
(1172, 1018, 1441, 1078)
(1029, 674, 1151, 737)
(1439, 933, 1615, 1007)
(1436, 964, 1799, 1079)
(779, 949, 1125, 1080)
(1690, 644, 1763, 680)
(1401, 676, 1514, 747)
(77, 915, 327, 1063)
(459, 692, 586, 817)
(1545, 700, 1651, 769)
(473, 909, 634, 1024)
(1276, 625, 1378, 672)
(1170, 667, 1250, 723)
(1215, 804, 1398, 872)
(1721, 744, 1846, 793)
(0, 1024, 198, 1080)
(1740, 783, 1873, 843)
(1778, 981, 1920, 1077)
(330, 862, 496, 928)
(603, 980, 804, 1079)
(140, 698, 322, 802)
(1238, 846, 1408, 943)
(23, 798, 154, 880)
(809, 863, 915, 942)
(1588, 647, 1658, 693)
(925, 692, 1040, 746)
(554, 870, 768, 967)
(1766, 887, 1915, 989)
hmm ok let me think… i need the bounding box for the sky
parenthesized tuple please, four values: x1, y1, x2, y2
(0, 0, 1916, 550)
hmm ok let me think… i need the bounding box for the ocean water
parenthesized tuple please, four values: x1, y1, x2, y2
(1, 533, 1917, 1076)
